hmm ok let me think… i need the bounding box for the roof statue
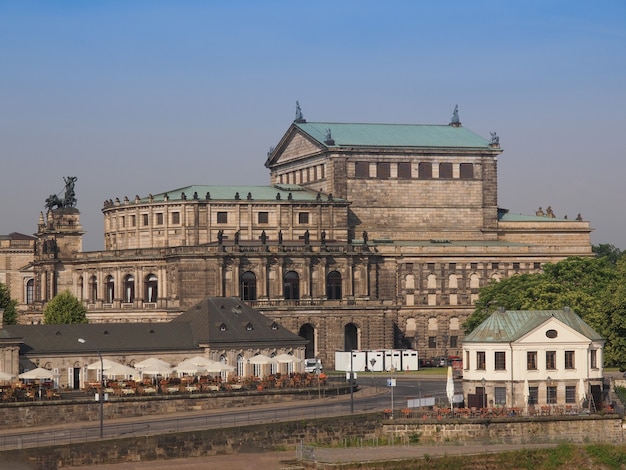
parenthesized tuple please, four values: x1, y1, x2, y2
(324, 128, 335, 145)
(294, 100, 306, 123)
(45, 176, 78, 211)
(449, 104, 461, 126)
(546, 206, 556, 218)
(536, 207, 544, 217)
(490, 131, 499, 145)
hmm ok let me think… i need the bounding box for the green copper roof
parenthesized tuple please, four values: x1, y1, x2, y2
(137, 185, 345, 204)
(464, 309, 604, 343)
(296, 122, 493, 149)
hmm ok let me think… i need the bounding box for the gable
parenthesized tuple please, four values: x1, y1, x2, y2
(270, 130, 325, 167)
(516, 317, 592, 346)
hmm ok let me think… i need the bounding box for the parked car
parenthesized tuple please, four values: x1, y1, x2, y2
(304, 358, 322, 373)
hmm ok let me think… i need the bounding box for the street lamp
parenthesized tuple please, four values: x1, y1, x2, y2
(78, 338, 104, 439)
(481, 377, 487, 409)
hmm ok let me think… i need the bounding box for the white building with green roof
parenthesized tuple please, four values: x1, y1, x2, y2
(462, 308, 604, 410)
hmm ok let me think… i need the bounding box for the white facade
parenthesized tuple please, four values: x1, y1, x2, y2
(462, 310, 604, 409)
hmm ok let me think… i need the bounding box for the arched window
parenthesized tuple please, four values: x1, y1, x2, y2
(469, 273, 480, 289)
(450, 317, 460, 330)
(299, 323, 316, 359)
(89, 275, 97, 302)
(427, 274, 437, 290)
(124, 274, 135, 303)
(78, 276, 84, 300)
(105, 275, 114, 303)
(344, 323, 358, 351)
(405, 274, 415, 290)
(448, 274, 458, 289)
(283, 271, 299, 300)
(145, 274, 158, 303)
(237, 354, 244, 377)
(240, 271, 257, 301)
(326, 271, 342, 300)
(428, 317, 438, 331)
(26, 279, 34, 304)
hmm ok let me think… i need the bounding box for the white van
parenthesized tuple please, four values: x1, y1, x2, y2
(304, 358, 322, 373)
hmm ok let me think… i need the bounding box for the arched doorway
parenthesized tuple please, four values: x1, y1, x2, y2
(344, 323, 358, 351)
(299, 323, 315, 358)
(283, 271, 299, 300)
(240, 271, 257, 301)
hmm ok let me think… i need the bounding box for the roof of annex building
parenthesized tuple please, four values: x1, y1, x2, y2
(112, 185, 346, 206)
(295, 122, 494, 149)
(463, 308, 604, 343)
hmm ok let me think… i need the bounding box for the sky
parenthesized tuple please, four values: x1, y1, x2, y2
(1, 1, 624, 251)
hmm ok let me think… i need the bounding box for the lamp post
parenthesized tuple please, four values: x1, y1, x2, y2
(350, 350, 354, 413)
(78, 338, 104, 439)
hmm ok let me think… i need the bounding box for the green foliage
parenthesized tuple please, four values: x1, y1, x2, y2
(593, 243, 623, 266)
(43, 290, 88, 324)
(585, 444, 626, 469)
(0, 282, 18, 325)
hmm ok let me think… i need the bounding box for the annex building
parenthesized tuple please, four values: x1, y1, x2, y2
(9, 107, 593, 369)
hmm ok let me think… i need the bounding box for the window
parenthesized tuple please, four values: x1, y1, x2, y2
(131, 215, 136, 227)
(26, 279, 34, 304)
(428, 336, 437, 348)
(156, 213, 164, 225)
(449, 263, 456, 271)
(258, 212, 269, 224)
(355, 161, 369, 178)
(495, 387, 506, 405)
(376, 162, 390, 179)
(240, 271, 257, 301)
(124, 274, 135, 303)
(591, 349, 598, 369)
(494, 351, 506, 370)
(298, 212, 309, 224)
(90, 275, 97, 303)
(172, 212, 180, 224)
(546, 351, 556, 370)
(439, 163, 453, 178)
(471, 263, 478, 270)
(428, 263, 435, 272)
(459, 163, 474, 179)
(283, 271, 300, 300)
(145, 274, 158, 303)
(465, 350, 470, 370)
(527, 351, 537, 370)
(547, 386, 557, 404)
(565, 386, 576, 404)
(120, 216, 125, 228)
(142, 214, 149, 226)
(492, 262, 499, 270)
(105, 275, 115, 303)
(397, 162, 411, 179)
(534, 262, 541, 270)
(565, 350, 575, 369)
(326, 271, 342, 300)
(449, 336, 458, 348)
(528, 386, 538, 405)
(418, 162, 432, 179)
(512, 262, 520, 270)
(476, 351, 486, 370)
(217, 212, 228, 224)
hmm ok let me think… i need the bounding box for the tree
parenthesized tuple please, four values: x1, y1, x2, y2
(0, 282, 18, 325)
(463, 256, 619, 364)
(599, 257, 626, 370)
(592, 243, 623, 265)
(43, 290, 88, 324)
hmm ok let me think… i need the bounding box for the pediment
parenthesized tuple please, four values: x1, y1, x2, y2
(266, 126, 326, 169)
(516, 317, 591, 345)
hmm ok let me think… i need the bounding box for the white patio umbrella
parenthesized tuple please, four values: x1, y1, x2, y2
(138, 362, 174, 376)
(175, 360, 207, 375)
(19, 367, 54, 380)
(446, 366, 455, 412)
(247, 354, 277, 364)
(523, 379, 530, 414)
(88, 358, 128, 370)
(578, 377, 587, 405)
(0, 371, 14, 381)
(103, 363, 138, 378)
(273, 353, 296, 363)
(182, 356, 216, 367)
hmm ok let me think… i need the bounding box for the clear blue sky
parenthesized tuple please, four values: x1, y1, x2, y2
(1, 1, 624, 251)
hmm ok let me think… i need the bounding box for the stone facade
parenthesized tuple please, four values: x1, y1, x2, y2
(0, 232, 35, 313)
(6, 116, 593, 369)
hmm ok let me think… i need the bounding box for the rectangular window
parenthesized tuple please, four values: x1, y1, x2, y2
(298, 212, 309, 224)
(546, 351, 556, 370)
(172, 212, 180, 224)
(534, 262, 541, 270)
(142, 214, 149, 226)
(428, 336, 436, 349)
(465, 350, 470, 370)
(120, 216, 125, 228)
(449, 336, 458, 348)
(471, 262, 478, 270)
(547, 386, 557, 404)
(512, 262, 520, 270)
(428, 263, 435, 271)
(418, 162, 432, 179)
(529, 387, 538, 405)
(591, 349, 598, 369)
(217, 212, 228, 224)
(439, 162, 453, 178)
(494, 351, 506, 370)
(258, 212, 269, 224)
(459, 163, 474, 179)
(355, 161, 369, 178)
(565, 351, 575, 369)
(376, 162, 390, 179)
(449, 263, 456, 271)
(495, 387, 506, 405)
(156, 213, 164, 225)
(527, 351, 537, 370)
(492, 262, 499, 270)
(397, 162, 411, 179)
(476, 351, 486, 370)
(565, 386, 576, 404)
(131, 215, 136, 227)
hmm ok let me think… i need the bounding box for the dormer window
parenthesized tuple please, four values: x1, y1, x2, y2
(271, 322, 279, 330)
(245, 322, 254, 331)
(219, 323, 227, 332)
